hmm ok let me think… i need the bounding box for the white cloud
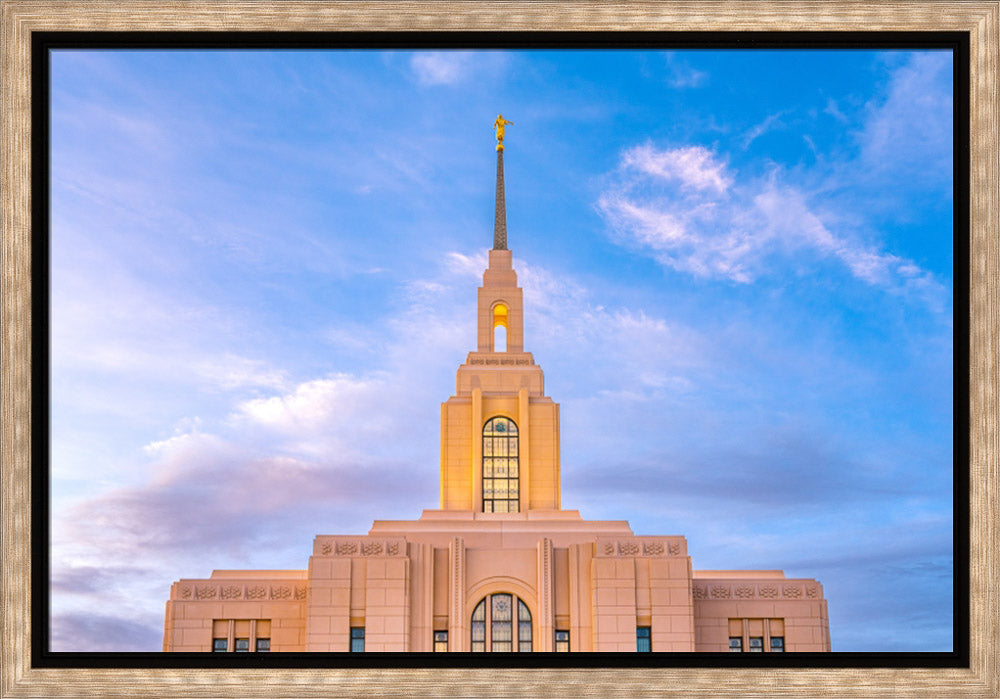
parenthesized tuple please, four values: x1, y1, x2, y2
(598, 143, 946, 308)
(235, 372, 393, 450)
(410, 51, 472, 86)
(621, 143, 731, 193)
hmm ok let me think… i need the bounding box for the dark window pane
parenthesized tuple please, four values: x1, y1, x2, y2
(555, 630, 569, 652)
(255, 638, 270, 652)
(729, 637, 743, 652)
(350, 627, 365, 653)
(637, 626, 651, 652)
(749, 637, 763, 652)
(234, 638, 249, 652)
(770, 636, 784, 652)
(434, 630, 448, 652)
(212, 638, 228, 652)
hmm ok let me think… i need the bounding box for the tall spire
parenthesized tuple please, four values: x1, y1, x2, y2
(492, 114, 513, 251)
(493, 147, 507, 250)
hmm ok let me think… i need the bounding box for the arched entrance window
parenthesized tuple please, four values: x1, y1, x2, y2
(482, 416, 518, 513)
(470, 593, 532, 652)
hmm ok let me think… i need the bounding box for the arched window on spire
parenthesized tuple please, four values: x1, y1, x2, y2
(482, 416, 519, 513)
(492, 303, 508, 352)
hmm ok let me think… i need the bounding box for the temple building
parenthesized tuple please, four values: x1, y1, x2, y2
(163, 119, 831, 653)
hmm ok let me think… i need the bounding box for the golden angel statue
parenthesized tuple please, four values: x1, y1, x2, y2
(494, 114, 513, 150)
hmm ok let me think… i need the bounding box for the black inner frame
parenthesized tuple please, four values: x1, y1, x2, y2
(28, 30, 970, 670)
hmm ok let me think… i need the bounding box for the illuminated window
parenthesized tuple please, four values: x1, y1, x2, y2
(492, 303, 508, 352)
(517, 598, 532, 652)
(770, 637, 784, 652)
(212, 638, 228, 652)
(255, 638, 270, 652)
(234, 638, 250, 652)
(469, 593, 532, 652)
(350, 627, 365, 652)
(471, 599, 486, 652)
(555, 630, 570, 652)
(729, 637, 743, 652)
(434, 631, 448, 652)
(637, 626, 651, 652)
(482, 417, 519, 513)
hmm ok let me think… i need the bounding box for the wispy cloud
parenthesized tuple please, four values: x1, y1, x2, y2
(410, 51, 482, 86)
(52, 612, 164, 653)
(663, 51, 708, 88)
(742, 111, 787, 149)
(859, 52, 952, 180)
(597, 141, 947, 310)
(823, 97, 849, 123)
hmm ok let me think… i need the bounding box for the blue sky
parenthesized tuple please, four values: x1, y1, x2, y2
(49, 48, 954, 652)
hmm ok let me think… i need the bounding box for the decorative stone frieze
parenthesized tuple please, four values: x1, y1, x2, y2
(783, 585, 802, 598)
(175, 581, 307, 602)
(595, 537, 685, 557)
(711, 585, 731, 599)
(468, 357, 532, 366)
(691, 581, 815, 602)
(618, 542, 639, 556)
(313, 536, 407, 557)
(195, 585, 217, 600)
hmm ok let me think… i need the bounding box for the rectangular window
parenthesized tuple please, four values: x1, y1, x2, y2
(729, 637, 743, 652)
(555, 630, 570, 652)
(350, 627, 365, 653)
(748, 637, 764, 652)
(212, 638, 228, 652)
(234, 638, 250, 652)
(636, 626, 651, 652)
(255, 638, 270, 652)
(770, 636, 784, 652)
(434, 630, 448, 652)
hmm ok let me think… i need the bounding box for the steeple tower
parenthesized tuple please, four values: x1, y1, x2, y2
(436, 118, 562, 513)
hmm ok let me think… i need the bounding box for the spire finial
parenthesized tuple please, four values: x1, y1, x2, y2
(493, 114, 513, 151)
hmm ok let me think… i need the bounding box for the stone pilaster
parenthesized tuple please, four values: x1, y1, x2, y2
(536, 537, 554, 651)
(448, 536, 466, 651)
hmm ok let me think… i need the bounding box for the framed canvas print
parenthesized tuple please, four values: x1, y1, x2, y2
(2, 1, 996, 697)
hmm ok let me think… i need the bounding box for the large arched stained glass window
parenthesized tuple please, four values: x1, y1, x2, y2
(470, 593, 532, 652)
(482, 416, 519, 513)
